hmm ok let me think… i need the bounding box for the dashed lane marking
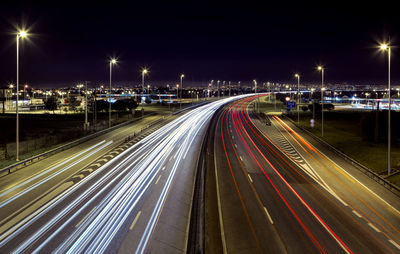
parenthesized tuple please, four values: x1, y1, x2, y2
(263, 206, 274, 224)
(75, 206, 96, 227)
(352, 210, 362, 218)
(389, 240, 400, 250)
(368, 223, 381, 233)
(155, 175, 162, 185)
(130, 211, 142, 231)
(248, 174, 253, 183)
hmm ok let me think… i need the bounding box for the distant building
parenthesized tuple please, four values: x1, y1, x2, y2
(0, 87, 12, 113)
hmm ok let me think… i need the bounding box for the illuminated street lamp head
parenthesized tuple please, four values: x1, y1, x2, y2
(295, 73, 299, 78)
(317, 66, 323, 71)
(18, 30, 28, 38)
(380, 44, 388, 51)
(110, 58, 117, 64)
(180, 74, 185, 78)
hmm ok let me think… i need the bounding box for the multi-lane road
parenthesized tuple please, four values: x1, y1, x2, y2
(210, 95, 400, 253)
(0, 94, 399, 253)
(0, 96, 249, 253)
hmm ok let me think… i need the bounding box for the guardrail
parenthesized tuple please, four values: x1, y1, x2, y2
(0, 113, 156, 177)
(283, 115, 400, 197)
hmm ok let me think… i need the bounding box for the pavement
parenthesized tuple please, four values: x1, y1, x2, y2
(210, 95, 400, 253)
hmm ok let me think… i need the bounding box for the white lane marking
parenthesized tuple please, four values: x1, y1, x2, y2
(130, 211, 142, 231)
(155, 175, 162, 185)
(215, 114, 228, 254)
(240, 156, 243, 161)
(367, 223, 381, 233)
(235, 144, 237, 148)
(263, 206, 274, 224)
(232, 135, 234, 139)
(352, 210, 362, 218)
(389, 240, 400, 250)
(162, 166, 166, 171)
(280, 118, 400, 216)
(248, 174, 253, 183)
(169, 156, 173, 161)
(75, 206, 96, 228)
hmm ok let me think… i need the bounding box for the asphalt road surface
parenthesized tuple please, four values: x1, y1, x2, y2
(0, 96, 249, 253)
(211, 95, 400, 254)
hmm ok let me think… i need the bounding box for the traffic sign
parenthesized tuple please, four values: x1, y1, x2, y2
(286, 101, 296, 109)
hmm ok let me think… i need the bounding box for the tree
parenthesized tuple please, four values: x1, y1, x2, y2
(67, 97, 80, 112)
(44, 97, 58, 112)
(126, 99, 138, 111)
(96, 99, 109, 112)
(112, 99, 139, 112)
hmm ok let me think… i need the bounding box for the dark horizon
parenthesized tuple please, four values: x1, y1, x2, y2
(1, 1, 400, 87)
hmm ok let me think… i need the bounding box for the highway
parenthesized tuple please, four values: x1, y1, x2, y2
(210, 95, 400, 253)
(0, 96, 249, 253)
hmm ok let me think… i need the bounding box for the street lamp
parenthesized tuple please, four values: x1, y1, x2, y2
(379, 43, 392, 175)
(310, 87, 315, 120)
(15, 29, 28, 161)
(295, 74, 300, 123)
(142, 68, 148, 111)
(180, 74, 184, 109)
(253, 79, 258, 112)
(217, 80, 220, 99)
(109, 58, 117, 128)
(317, 66, 324, 137)
(24, 84, 28, 100)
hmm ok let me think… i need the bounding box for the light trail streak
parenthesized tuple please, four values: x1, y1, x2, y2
(2, 95, 251, 253)
(230, 96, 354, 253)
(0, 140, 108, 208)
(240, 98, 398, 253)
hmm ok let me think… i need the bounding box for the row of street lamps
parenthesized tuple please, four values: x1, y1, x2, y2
(9, 28, 395, 175)
(293, 44, 391, 175)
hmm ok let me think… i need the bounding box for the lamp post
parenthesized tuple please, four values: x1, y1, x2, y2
(253, 79, 258, 113)
(109, 58, 117, 128)
(24, 84, 28, 100)
(84, 81, 89, 131)
(142, 68, 148, 108)
(295, 74, 300, 123)
(176, 84, 179, 103)
(180, 74, 184, 109)
(317, 66, 324, 137)
(15, 30, 28, 161)
(380, 43, 392, 175)
(217, 80, 220, 99)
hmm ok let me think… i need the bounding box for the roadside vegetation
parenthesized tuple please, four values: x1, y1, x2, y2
(257, 96, 400, 187)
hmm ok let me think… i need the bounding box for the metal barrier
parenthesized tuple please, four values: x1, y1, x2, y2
(0, 113, 156, 176)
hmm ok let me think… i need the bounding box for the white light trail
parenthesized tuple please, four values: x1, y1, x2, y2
(3, 95, 251, 253)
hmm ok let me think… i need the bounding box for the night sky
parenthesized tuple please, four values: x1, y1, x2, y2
(0, 1, 399, 87)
